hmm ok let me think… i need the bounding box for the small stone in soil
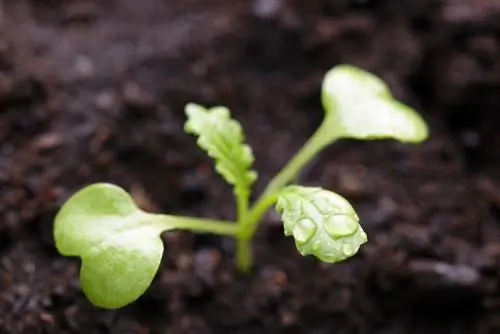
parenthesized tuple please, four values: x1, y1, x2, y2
(409, 260, 480, 289)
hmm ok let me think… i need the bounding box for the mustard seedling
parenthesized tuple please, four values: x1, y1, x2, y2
(53, 65, 429, 309)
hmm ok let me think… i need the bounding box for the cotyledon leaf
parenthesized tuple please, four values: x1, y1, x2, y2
(184, 103, 257, 199)
(275, 185, 367, 263)
(53, 183, 168, 309)
(321, 65, 429, 144)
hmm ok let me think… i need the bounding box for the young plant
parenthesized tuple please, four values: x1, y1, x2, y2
(54, 65, 429, 309)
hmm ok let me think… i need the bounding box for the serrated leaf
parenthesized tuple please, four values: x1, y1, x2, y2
(321, 65, 428, 143)
(275, 185, 367, 263)
(184, 103, 257, 199)
(54, 183, 168, 309)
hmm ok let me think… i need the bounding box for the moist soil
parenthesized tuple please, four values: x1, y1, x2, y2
(2, 0, 500, 333)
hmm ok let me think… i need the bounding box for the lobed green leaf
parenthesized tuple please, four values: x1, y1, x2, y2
(54, 183, 168, 309)
(184, 103, 257, 199)
(321, 65, 429, 144)
(275, 185, 367, 263)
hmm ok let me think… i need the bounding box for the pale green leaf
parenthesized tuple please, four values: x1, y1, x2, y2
(275, 185, 367, 263)
(184, 103, 257, 198)
(54, 183, 169, 309)
(321, 65, 428, 143)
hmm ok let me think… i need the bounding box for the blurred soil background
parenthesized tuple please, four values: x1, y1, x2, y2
(2, 0, 500, 333)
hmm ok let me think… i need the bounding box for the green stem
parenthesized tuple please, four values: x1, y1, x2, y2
(236, 237, 252, 272)
(235, 187, 252, 272)
(235, 188, 249, 224)
(151, 214, 238, 236)
(242, 193, 279, 237)
(243, 122, 336, 237)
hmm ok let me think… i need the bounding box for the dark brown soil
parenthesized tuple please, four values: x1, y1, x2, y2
(3, 0, 500, 333)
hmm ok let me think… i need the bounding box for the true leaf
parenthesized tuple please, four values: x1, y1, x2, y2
(321, 65, 428, 144)
(275, 185, 367, 263)
(184, 103, 257, 200)
(53, 183, 167, 309)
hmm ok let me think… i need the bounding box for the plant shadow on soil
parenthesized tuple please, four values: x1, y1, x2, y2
(2, 0, 500, 333)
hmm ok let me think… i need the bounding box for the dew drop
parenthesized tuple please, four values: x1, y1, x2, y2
(342, 244, 355, 257)
(297, 247, 308, 256)
(289, 210, 299, 221)
(311, 240, 322, 252)
(324, 214, 359, 239)
(292, 219, 316, 244)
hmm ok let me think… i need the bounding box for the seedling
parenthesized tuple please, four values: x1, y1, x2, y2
(54, 65, 428, 309)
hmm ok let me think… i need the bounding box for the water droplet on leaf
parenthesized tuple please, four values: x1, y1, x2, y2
(342, 244, 355, 257)
(311, 240, 322, 252)
(324, 214, 359, 239)
(292, 219, 316, 244)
